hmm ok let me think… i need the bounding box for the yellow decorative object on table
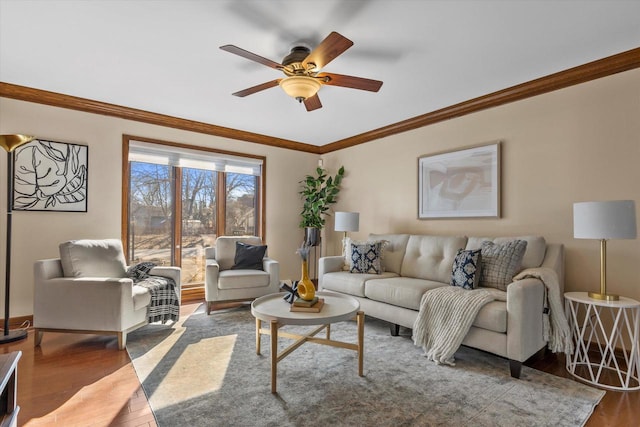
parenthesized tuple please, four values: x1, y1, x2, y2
(296, 244, 315, 301)
(297, 260, 315, 301)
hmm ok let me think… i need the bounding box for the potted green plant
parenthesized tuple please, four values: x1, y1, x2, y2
(299, 166, 345, 246)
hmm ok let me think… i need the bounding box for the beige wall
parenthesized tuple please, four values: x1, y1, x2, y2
(1, 67, 639, 317)
(323, 68, 640, 302)
(0, 99, 318, 316)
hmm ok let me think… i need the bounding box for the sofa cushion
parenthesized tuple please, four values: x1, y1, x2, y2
(480, 240, 527, 291)
(466, 236, 546, 269)
(231, 242, 266, 270)
(451, 249, 482, 289)
(322, 271, 398, 298)
(368, 234, 410, 274)
(364, 277, 446, 310)
(401, 235, 468, 283)
(59, 239, 127, 278)
(350, 241, 384, 274)
(217, 269, 270, 290)
(472, 300, 507, 333)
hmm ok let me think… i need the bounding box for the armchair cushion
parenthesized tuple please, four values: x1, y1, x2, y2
(132, 284, 153, 310)
(231, 242, 267, 270)
(59, 239, 127, 278)
(218, 269, 271, 290)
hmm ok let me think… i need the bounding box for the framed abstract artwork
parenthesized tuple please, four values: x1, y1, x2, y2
(12, 139, 88, 212)
(418, 142, 500, 219)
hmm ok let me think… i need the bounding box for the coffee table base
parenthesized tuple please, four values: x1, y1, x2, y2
(255, 310, 365, 393)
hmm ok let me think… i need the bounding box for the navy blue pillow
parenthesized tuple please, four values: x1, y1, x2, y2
(451, 249, 482, 290)
(231, 242, 267, 270)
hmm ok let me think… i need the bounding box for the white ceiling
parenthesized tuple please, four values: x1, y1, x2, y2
(1, 0, 639, 147)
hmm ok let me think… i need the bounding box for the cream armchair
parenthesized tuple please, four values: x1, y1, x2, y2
(205, 236, 279, 314)
(34, 239, 181, 350)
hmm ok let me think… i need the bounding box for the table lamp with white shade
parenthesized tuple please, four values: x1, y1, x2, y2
(573, 200, 637, 301)
(334, 211, 359, 256)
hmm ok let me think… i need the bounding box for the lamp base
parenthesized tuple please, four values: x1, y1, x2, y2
(588, 291, 619, 301)
(0, 328, 28, 344)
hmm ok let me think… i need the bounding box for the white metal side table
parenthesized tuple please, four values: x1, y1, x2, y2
(564, 291, 640, 391)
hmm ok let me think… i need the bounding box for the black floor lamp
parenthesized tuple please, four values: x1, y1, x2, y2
(0, 134, 34, 344)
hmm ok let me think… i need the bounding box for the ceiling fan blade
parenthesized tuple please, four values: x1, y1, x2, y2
(220, 45, 283, 70)
(302, 32, 353, 71)
(232, 79, 281, 97)
(318, 73, 383, 92)
(304, 94, 322, 111)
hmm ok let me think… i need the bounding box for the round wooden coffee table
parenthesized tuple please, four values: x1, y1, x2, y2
(251, 291, 364, 393)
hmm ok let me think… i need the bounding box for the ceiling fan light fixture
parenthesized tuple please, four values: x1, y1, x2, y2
(279, 76, 321, 102)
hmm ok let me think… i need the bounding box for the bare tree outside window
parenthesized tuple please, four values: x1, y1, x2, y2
(225, 172, 257, 236)
(181, 168, 217, 283)
(129, 162, 173, 266)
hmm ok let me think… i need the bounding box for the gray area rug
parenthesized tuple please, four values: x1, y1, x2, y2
(127, 304, 604, 427)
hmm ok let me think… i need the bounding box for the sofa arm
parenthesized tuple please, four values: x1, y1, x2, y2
(263, 257, 280, 291)
(318, 256, 345, 289)
(205, 247, 216, 259)
(205, 259, 220, 301)
(540, 244, 565, 294)
(506, 278, 546, 362)
(34, 277, 137, 331)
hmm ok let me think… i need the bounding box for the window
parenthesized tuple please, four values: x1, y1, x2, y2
(122, 136, 265, 287)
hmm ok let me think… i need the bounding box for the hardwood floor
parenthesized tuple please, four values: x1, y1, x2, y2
(2, 301, 638, 427)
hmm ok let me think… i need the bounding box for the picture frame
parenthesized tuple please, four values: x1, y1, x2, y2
(12, 139, 88, 212)
(418, 142, 500, 219)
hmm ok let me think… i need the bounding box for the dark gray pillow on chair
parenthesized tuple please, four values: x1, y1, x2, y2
(231, 242, 267, 270)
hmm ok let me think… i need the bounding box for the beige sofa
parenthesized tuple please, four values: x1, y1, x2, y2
(319, 234, 564, 378)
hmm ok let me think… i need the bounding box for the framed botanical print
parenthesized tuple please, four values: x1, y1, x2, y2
(12, 139, 88, 212)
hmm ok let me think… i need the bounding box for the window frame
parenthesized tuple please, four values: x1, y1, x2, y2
(121, 134, 267, 273)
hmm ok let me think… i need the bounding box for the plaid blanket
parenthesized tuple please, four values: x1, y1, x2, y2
(137, 275, 180, 323)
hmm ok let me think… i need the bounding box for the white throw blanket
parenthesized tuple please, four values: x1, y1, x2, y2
(412, 287, 495, 365)
(513, 267, 574, 354)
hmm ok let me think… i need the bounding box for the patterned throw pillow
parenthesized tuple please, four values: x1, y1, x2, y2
(480, 240, 528, 291)
(450, 249, 482, 290)
(344, 238, 389, 271)
(350, 241, 383, 274)
(127, 261, 157, 282)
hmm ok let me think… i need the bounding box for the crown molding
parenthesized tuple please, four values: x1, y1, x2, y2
(2, 47, 638, 155)
(319, 47, 640, 154)
(0, 82, 322, 154)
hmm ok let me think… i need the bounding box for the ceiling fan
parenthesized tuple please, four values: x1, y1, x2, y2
(220, 31, 383, 112)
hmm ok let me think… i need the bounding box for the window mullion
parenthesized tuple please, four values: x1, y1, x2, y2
(217, 171, 226, 237)
(173, 166, 182, 266)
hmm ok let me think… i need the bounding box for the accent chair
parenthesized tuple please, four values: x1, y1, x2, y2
(204, 236, 279, 314)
